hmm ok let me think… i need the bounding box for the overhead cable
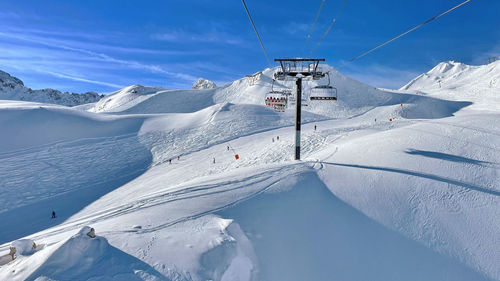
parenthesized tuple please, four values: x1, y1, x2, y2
(337, 0, 473, 68)
(241, 0, 272, 67)
(310, 0, 350, 55)
(302, 0, 326, 54)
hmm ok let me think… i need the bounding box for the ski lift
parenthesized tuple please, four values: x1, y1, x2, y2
(310, 72, 337, 101)
(265, 80, 290, 112)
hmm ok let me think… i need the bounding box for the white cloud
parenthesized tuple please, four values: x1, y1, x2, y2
(341, 64, 422, 90)
(151, 28, 243, 45)
(44, 71, 124, 89)
(0, 31, 198, 82)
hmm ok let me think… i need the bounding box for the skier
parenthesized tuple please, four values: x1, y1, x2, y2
(277, 136, 279, 141)
(177, 156, 180, 160)
(314, 125, 317, 131)
(51, 211, 56, 219)
(227, 146, 230, 151)
(272, 137, 274, 143)
(169, 159, 172, 164)
(213, 158, 216, 164)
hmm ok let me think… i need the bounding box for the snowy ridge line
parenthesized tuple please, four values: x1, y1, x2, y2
(320, 162, 500, 197)
(96, 164, 305, 233)
(402, 126, 500, 153)
(426, 119, 500, 138)
(0, 132, 139, 158)
(0, 163, 306, 251)
(111, 166, 310, 235)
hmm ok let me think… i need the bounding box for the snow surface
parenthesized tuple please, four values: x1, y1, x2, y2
(0, 62, 499, 281)
(0, 70, 103, 106)
(400, 60, 500, 111)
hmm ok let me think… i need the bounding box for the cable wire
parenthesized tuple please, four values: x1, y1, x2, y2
(309, 0, 349, 55)
(302, 0, 326, 54)
(337, 0, 472, 68)
(241, 0, 272, 67)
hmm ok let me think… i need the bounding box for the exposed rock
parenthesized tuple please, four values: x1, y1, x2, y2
(0, 70, 104, 106)
(193, 78, 217, 90)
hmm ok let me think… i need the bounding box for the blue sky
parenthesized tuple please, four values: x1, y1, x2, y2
(1, 0, 499, 93)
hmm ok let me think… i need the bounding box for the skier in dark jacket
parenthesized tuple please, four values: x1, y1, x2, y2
(51, 211, 56, 218)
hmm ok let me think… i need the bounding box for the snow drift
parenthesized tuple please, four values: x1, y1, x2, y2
(0, 227, 169, 281)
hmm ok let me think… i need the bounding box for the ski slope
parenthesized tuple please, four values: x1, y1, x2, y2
(0, 62, 499, 281)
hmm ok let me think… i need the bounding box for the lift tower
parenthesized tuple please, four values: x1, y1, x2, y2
(274, 58, 325, 160)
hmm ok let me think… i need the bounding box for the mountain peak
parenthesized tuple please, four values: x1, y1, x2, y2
(192, 78, 217, 90)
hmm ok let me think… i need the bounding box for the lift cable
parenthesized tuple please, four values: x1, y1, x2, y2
(336, 0, 472, 68)
(241, 0, 272, 67)
(302, 0, 326, 55)
(309, 0, 349, 56)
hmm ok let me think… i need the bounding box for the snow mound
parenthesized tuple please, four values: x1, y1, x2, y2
(192, 78, 217, 89)
(91, 84, 167, 113)
(219, 172, 489, 281)
(0, 70, 103, 106)
(11, 239, 36, 256)
(15, 227, 170, 281)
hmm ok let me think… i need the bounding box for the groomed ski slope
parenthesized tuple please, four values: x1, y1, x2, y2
(0, 63, 499, 281)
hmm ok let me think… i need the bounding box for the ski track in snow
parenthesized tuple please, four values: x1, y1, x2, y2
(1, 62, 499, 281)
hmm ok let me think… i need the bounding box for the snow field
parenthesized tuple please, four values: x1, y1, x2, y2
(1, 61, 499, 280)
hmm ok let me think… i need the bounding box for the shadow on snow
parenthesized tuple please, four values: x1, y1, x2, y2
(219, 172, 491, 281)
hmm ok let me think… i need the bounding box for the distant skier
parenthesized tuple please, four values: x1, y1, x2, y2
(169, 159, 172, 164)
(277, 136, 279, 141)
(177, 156, 180, 160)
(213, 157, 216, 164)
(227, 146, 230, 151)
(272, 137, 274, 143)
(314, 125, 317, 131)
(51, 211, 56, 219)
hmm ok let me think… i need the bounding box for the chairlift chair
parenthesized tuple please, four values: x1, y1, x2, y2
(265, 79, 289, 112)
(310, 72, 338, 101)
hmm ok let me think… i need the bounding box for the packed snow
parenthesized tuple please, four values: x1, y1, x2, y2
(0, 62, 499, 281)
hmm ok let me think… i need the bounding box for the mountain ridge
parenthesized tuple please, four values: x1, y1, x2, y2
(0, 70, 104, 106)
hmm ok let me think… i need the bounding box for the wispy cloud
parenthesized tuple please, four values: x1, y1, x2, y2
(342, 64, 422, 90)
(151, 28, 243, 45)
(0, 31, 198, 82)
(44, 71, 124, 89)
(0, 11, 40, 20)
(279, 22, 310, 36)
(471, 41, 500, 65)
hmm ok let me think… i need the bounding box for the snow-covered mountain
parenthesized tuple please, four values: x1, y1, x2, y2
(89, 66, 400, 117)
(400, 60, 500, 111)
(0, 70, 103, 106)
(0, 64, 499, 281)
(192, 78, 217, 90)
